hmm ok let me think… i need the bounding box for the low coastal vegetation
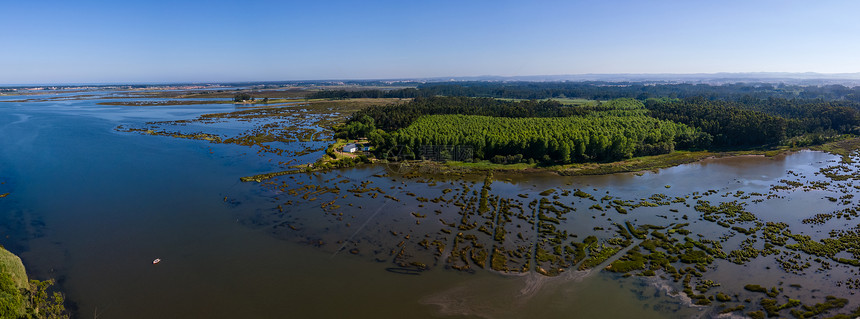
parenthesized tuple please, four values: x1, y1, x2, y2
(0, 247, 67, 319)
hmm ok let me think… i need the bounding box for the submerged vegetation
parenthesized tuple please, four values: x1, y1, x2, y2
(103, 82, 860, 317)
(119, 98, 406, 178)
(252, 147, 860, 317)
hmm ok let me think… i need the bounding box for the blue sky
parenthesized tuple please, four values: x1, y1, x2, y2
(2, 0, 859, 84)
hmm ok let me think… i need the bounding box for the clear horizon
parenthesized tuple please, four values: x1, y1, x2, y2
(2, 0, 859, 84)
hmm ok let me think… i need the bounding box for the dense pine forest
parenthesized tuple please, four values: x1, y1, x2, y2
(338, 97, 639, 133)
(391, 113, 703, 162)
(644, 98, 788, 147)
(335, 98, 706, 163)
(331, 82, 860, 165)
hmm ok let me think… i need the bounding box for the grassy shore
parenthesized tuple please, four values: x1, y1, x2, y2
(0, 247, 28, 290)
(0, 246, 68, 318)
(240, 139, 373, 182)
(551, 149, 783, 176)
(240, 135, 860, 183)
(368, 137, 860, 177)
(0, 247, 29, 318)
(809, 137, 860, 163)
(400, 150, 767, 177)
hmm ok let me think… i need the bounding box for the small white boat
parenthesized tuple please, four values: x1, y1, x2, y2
(153, 258, 161, 264)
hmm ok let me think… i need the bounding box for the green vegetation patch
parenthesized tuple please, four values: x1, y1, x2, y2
(0, 247, 67, 318)
(0, 248, 27, 290)
(391, 113, 703, 163)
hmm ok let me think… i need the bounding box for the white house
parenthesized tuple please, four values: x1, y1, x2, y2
(343, 143, 358, 153)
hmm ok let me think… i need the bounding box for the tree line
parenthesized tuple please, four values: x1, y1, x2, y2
(644, 97, 860, 147)
(338, 96, 646, 133)
(311, 82, 860, 103)
(734, 96, 860, 136)
(338, 98, 709, 163)
(644, 98, 787, 147)
(384, 114, 705, 163)
(334, 95, 860, 164)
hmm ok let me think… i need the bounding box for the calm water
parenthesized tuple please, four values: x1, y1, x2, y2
(0, 92, 857, 318)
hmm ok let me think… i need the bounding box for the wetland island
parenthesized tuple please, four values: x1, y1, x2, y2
(5, 80, 860, 318)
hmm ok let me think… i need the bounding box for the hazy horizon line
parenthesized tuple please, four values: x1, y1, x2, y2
(4, 71, 860, 87)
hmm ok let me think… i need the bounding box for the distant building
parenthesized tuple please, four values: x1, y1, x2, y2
(343, 143, 358, 153)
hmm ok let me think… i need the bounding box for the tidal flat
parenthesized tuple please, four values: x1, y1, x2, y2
(2, 88, 860, 318)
